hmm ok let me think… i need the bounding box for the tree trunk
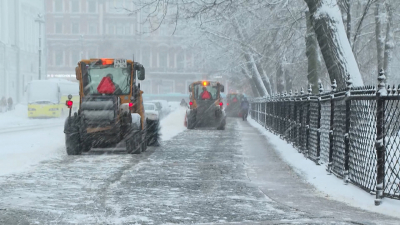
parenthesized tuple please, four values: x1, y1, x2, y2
(241, 67, 260, 97)
(276, 61, 285, 94)
(232, 18, 269, 96)
(383, 3, 393, 81)
(346, 0, 351, 44)
(375, 1, 385, 73)
(304, 0, 364, 88)
(305, 11, 321, 94)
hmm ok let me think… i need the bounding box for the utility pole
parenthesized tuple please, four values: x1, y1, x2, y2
(35, 14, 45, 80)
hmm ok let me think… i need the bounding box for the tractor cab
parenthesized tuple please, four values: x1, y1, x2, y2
(225, 93, 245, 117)
(186, 81, 226, 130)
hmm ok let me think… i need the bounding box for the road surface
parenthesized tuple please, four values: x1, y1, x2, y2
(0, 118, 398, 224)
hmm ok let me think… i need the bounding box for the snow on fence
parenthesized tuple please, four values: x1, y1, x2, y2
(250, 70, 400, 205)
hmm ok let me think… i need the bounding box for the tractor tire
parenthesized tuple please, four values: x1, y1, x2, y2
(141, 131, 147, 152)
(187, 114, 196, 130)
(65, 133, 82, 155)
(217, 118, 226, 130)
(146, 119, 160, 146)
(126, 130, 141, 154)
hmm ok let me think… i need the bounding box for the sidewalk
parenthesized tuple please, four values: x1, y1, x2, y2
(238, 118, 400, 224)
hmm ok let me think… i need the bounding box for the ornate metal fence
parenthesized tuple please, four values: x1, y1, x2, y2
(250, 70, 400, 205)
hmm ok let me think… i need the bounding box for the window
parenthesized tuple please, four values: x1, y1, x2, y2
(55, 51, 63, 66)
(71, 0, 79, 13)
(87, 50, 97, 58)
(88, 0, 96, 13)
(55, 0, 62, 12)
(71, 51, 80, 66)
(55, 22, 63, 33)
(141, 48, 150, 68)
(159, 51, 167, 68)
(125, 25, 131, 35)
(89, 24, 97, 34)
(71, 23, 79, 34)
(177, 53, 184, 69)
(116, 24, 123, 35)
(107, 24, 115, 34)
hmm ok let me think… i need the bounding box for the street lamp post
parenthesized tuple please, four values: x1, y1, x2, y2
(35, 14, 45, 80)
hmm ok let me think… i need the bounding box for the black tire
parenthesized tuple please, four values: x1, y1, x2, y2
(146, 119, 160, 146)
(65, 133, 82, 155)
(187, 114, 196, 130)
(141, 131, 147, 152)
(126, 134, 141, 154)
(217, 118, 226, 130)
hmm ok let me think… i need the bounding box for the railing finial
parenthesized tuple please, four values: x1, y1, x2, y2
(295, 89, 298, 96)
(300, 87, 304, 95)
(331, 79, 337, 92)
(308, 84, 312, 94)
(319, 81, 324, 94)
(346, 74, 353, 90)
(289, 90, 293, 96)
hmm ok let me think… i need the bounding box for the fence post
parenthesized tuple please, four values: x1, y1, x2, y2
(316, 82, 324, 165)
(306, 85, 312, 158)
(344, 75, 352, 184)
(299, 88, 305, 153)
(375, 69, 387, 206)
(328, 79, 337, 175)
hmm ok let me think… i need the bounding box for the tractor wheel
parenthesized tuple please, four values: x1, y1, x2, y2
(126, 131, 141, 154)
(65, 133, 82, 155)
(217, 118, 226, 130)
(187, 114, 196, 130)
(146, 119, 160, 146)
(141, 131, 147, 152)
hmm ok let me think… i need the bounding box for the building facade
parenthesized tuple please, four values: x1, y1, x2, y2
(0, 0, 46, 103)
(45, 0, 220, 95)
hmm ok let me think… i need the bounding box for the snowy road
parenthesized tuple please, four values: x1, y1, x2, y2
(0, 118, 399, 224)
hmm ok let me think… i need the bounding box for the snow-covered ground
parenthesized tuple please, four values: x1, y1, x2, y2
(247, 118, 400, 218)
(0, 105, 187, 176)
(0, 103, 65, 130)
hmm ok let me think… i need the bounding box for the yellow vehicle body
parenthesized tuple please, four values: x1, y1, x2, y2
(28, 103, 61, 118)
(26, 80, 62, 118)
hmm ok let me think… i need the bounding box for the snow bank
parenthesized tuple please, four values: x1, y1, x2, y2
(0, 126, 65, 176)
(0, 103, 65, 129)
(160, 106, 187, 141)
(247, 118, 400, 218)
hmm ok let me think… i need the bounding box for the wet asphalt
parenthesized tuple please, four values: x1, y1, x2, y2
(0, 118, 399, 224)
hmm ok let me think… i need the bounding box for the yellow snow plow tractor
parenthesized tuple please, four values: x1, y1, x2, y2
(64, 58, 160, 155)
(186, 81, 226, 130)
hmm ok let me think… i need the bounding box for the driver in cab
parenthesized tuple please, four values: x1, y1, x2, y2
(200, 86, 211, 100)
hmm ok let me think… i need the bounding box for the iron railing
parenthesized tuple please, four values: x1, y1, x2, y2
(250, 70, 400, 205)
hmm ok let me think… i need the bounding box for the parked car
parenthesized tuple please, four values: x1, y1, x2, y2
(149, 100, 170, 118)
(143, 103, 160, 121)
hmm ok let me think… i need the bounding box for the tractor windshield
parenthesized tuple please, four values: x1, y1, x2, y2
(85, 65, 131, 95)
(194, 84, 218, 100)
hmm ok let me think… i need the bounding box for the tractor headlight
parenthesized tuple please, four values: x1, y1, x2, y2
(146, 113, 158, 120)
(28, 108, 36, 111)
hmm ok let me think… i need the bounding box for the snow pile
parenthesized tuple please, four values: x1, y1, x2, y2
(0, 126, 65, 176)
(160, 106, 187, 141)
(247, 118, 400, 218)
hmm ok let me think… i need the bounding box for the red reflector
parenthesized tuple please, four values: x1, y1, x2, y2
(219, 102, 223, 106)
(227, 103, 229, 106)
(189, 102, 193, 106)
(66, 100, 73, 108)
(129, 102, 133, 107)
(97, 77, 115, 94)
